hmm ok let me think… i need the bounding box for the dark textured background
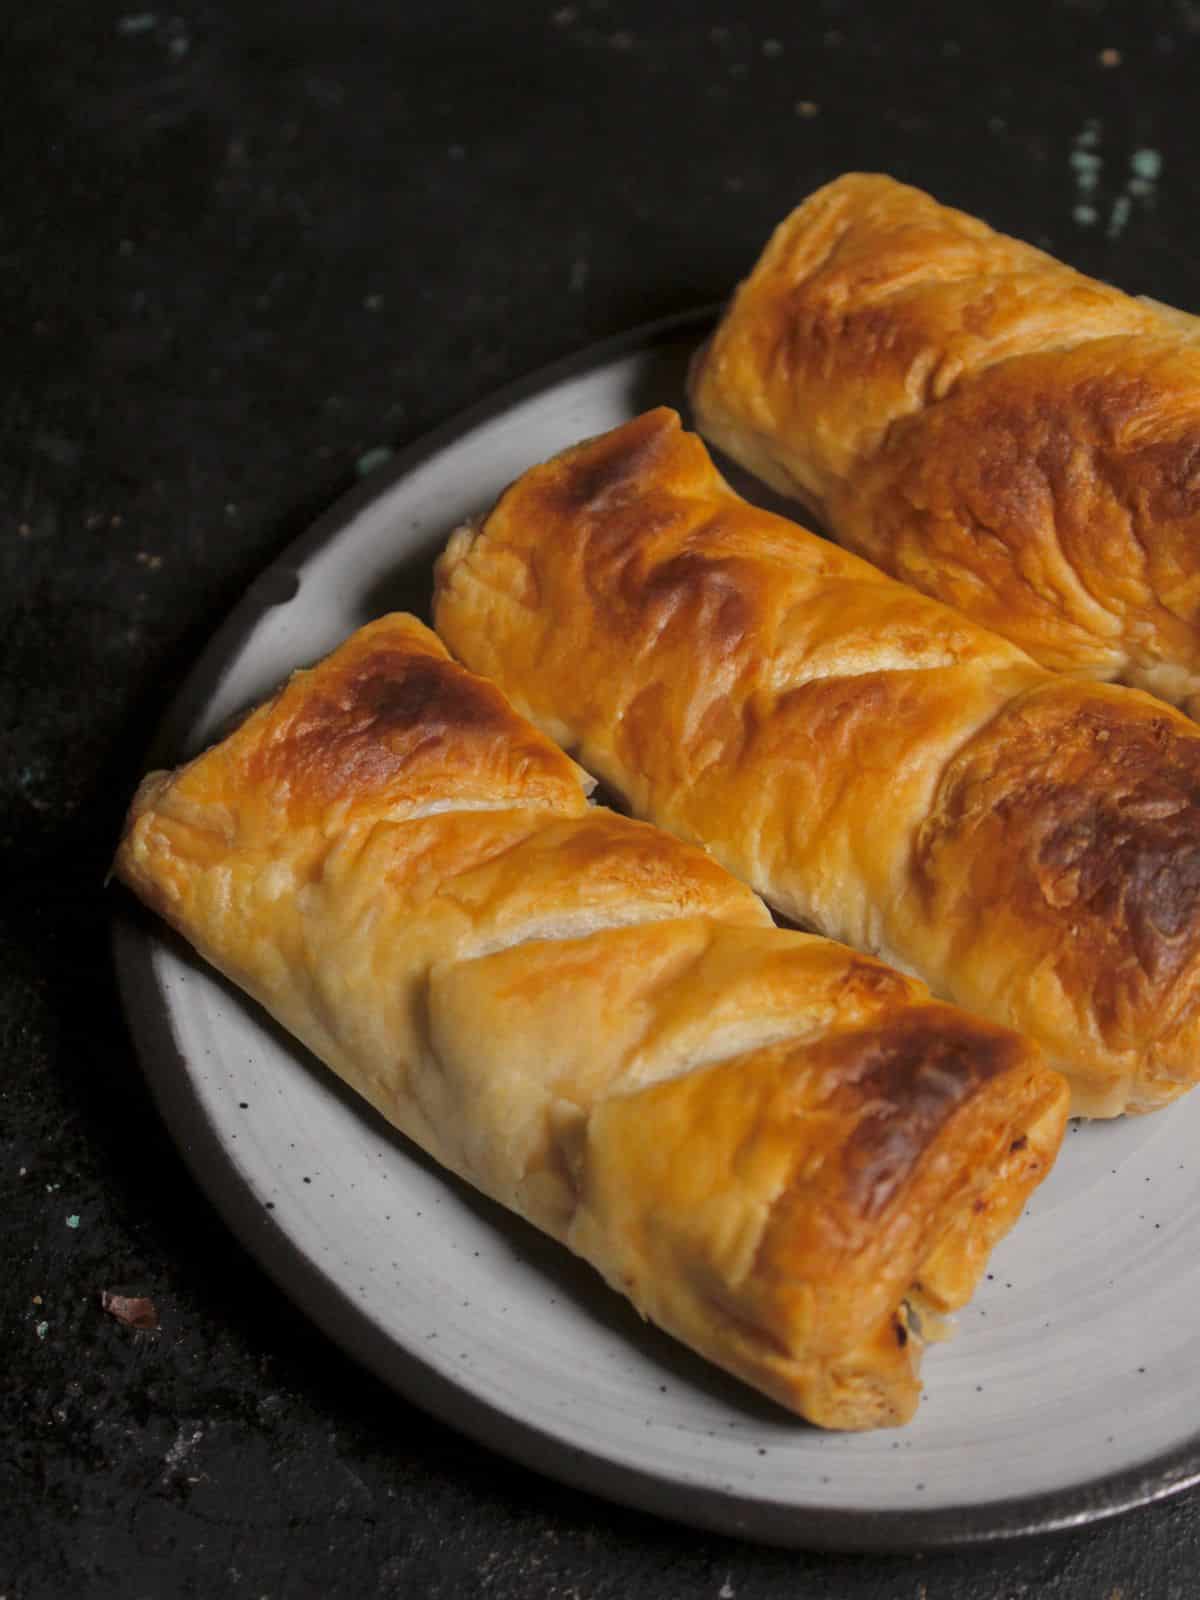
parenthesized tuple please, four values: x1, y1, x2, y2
(3, 1, 1197, 1593)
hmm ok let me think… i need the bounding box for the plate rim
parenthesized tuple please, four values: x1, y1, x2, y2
(111, 306, 1200, 1552)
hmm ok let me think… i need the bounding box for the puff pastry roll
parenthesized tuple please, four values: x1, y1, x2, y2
(435, 409, 1200, 1118)
(689, 172, 1200, 714)
(115, 613, 1066, 1430)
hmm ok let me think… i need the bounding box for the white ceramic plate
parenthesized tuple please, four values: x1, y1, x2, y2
(114, 312, 1200, 1550)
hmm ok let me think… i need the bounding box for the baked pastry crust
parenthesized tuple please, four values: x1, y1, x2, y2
(688, 172, 1200, 714)
(115, 613, 1066, 1428)
(435, 409, 1200, 1116)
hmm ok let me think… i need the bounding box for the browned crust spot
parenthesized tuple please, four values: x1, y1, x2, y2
(916, 686, 1200, 1036)
(827, 1013, 1028, 1220)
(547, 409, 678, 515)
(637, 551, 753, 658)
(249, 644, 558, 807)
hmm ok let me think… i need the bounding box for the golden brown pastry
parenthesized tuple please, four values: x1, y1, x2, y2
(435, 409, 1200, 1118)
(688, 172, 1200, 714)
(115, 612, 1066, 1429)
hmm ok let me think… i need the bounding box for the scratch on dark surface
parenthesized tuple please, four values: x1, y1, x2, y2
(160, 1423, 205, 1483)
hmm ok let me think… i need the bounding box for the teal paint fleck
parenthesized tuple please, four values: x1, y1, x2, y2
(66, 1214, 80, 1229)
(356, 446, 394, 478)
(1070, 153, 1102, 194)
(1108, 194, 1132, 238)
(1129, 176, 1154, 197)
(117, 12, 157, 33)
(1069, 131, 1105, 215)
(35, 1321, 48, 1340)
(1131, 148, 1162, 180)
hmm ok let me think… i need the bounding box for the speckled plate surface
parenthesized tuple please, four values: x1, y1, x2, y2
(114, 312, 1200, 1551)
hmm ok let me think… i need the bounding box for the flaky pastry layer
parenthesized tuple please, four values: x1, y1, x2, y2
(434, 410, 1200, 1116)
(689, 172, 1200, 714)
(116, 614, 1066, 1428)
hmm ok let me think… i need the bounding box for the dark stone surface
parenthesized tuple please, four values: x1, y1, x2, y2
(2, 0, 1195, 1593)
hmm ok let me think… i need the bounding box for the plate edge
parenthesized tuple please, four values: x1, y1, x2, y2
(110, 307, 1200, 1552)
